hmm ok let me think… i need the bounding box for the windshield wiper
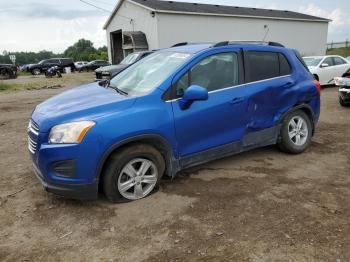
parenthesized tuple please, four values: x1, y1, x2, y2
(105, 80, 128, 96)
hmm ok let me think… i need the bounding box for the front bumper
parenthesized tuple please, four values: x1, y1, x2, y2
(28, 121, 101, 200)
(32, 163, 98, 200)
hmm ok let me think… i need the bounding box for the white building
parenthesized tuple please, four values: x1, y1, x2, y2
(104, 0, 330, 64)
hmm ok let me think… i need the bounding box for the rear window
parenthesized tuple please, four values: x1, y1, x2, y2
(245, 51, 292, 83)
(61, 58, 73, 63)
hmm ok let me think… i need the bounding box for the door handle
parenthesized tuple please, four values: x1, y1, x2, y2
(282, 81, 295, 88)
(230, 97, 244, 105)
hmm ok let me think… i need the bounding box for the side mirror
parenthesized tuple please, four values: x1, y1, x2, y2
(321, 63, 329, 68)
(179, 85, 208, 110)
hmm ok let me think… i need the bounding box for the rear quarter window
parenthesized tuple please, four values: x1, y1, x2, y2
(245, 51, 292, 83)
(245, 52, 279, 82)
(279, 53, 292, 75)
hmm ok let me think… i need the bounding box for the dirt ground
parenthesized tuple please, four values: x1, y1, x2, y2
(0, 81, 349, 261)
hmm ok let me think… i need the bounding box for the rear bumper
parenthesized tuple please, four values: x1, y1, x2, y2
(32, 163, 98, 200)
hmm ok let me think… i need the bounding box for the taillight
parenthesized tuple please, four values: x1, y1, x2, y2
(313, 79, 321, 94)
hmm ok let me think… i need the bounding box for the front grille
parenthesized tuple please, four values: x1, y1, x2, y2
(28, 135, 37, 154)
(28, 119, 39, 135)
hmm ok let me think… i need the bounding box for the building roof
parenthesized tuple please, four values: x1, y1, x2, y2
(104, 0, 330, 29)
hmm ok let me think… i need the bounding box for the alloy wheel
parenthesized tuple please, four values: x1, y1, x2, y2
(288, 116, 308, 146)
(117, 158, 158, 200)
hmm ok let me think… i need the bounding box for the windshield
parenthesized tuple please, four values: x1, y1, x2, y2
(38, 60, 45, 64)
(121, 53, 141, 65)
(303, 57, 323, 67)
(109, 52, 192, 96)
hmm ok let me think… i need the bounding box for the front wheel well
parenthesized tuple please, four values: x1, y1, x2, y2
(313, 74, 319, 81)
(97, 137, 172, 192)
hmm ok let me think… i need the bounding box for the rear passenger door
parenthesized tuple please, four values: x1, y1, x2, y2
(243, 49, 293, 132)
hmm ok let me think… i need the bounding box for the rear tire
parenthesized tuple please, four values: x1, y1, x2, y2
(339, 97, 348, 107)
(102, 144, 165, 203)
(0, 69, 10, 79)
(278, 110, 312, 154)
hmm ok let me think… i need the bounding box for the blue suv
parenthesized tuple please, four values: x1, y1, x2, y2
(28, 42, 321, 202)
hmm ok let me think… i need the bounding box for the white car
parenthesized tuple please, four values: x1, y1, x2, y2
(74, 61, 89, 70)
(303, 55, 350, 85)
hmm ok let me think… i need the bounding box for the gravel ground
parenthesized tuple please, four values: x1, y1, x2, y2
(0, 84, 349, 261)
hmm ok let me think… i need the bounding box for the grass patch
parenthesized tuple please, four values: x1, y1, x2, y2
(17, 71, 32, 77)
(326, 47, 350, 58)
(0, 82, 15, 91)
(0, 81, 48, 91)
(0, 72, 94, 92)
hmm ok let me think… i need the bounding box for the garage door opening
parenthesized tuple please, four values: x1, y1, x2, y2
(110, 30, 123, 65)
(110, 31, 149, 65)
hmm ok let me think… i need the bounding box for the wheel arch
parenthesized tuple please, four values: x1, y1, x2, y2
(279, 104, 315, 133)
(96, 134, 177, 189)
(313, 74, 319, 81)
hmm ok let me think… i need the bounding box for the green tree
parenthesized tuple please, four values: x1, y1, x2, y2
(0, 39, 108, 65)
(63, 39, 97, 61)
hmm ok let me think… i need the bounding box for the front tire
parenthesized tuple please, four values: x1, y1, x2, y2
(278, 110, 312, 154)
(32, 69, 41, 75)
(102, 144, 165, 203)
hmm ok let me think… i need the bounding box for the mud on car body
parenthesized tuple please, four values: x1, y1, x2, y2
(28, 41, 321, 202)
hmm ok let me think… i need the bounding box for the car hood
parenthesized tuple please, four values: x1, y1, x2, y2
(32, 82, 136, 132)
(95, 64, 128, 74)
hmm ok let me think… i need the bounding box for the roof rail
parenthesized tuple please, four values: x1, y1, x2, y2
(212, 41, 285, 48)
(172, 42, 189, 47)
(171, 42, 213, 47)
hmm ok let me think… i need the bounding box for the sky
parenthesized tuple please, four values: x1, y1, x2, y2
(0, 0, 349, 53)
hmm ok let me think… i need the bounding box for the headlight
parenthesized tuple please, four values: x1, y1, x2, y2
(48, 121, 95, 144)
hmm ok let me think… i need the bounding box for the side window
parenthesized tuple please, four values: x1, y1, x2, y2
(323, 57, 334, 67)
(175, 53, 239, 96)
(333, 57, 346, 66)
(245, 52, 279, 82)
(176, 72, 189, 97)
(279, 53, 292, 75)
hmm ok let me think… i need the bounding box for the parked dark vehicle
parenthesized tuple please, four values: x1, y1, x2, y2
(79, 60, 111, 72)
(95, 51, 153, 80)
(0, 64, 17, 79)
(45, 66, 62, 78)
(28, 58, 75, 75)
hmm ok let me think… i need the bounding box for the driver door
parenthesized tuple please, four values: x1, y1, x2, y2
(319, 57, 336, 84)
(171, 51, 248, 164)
